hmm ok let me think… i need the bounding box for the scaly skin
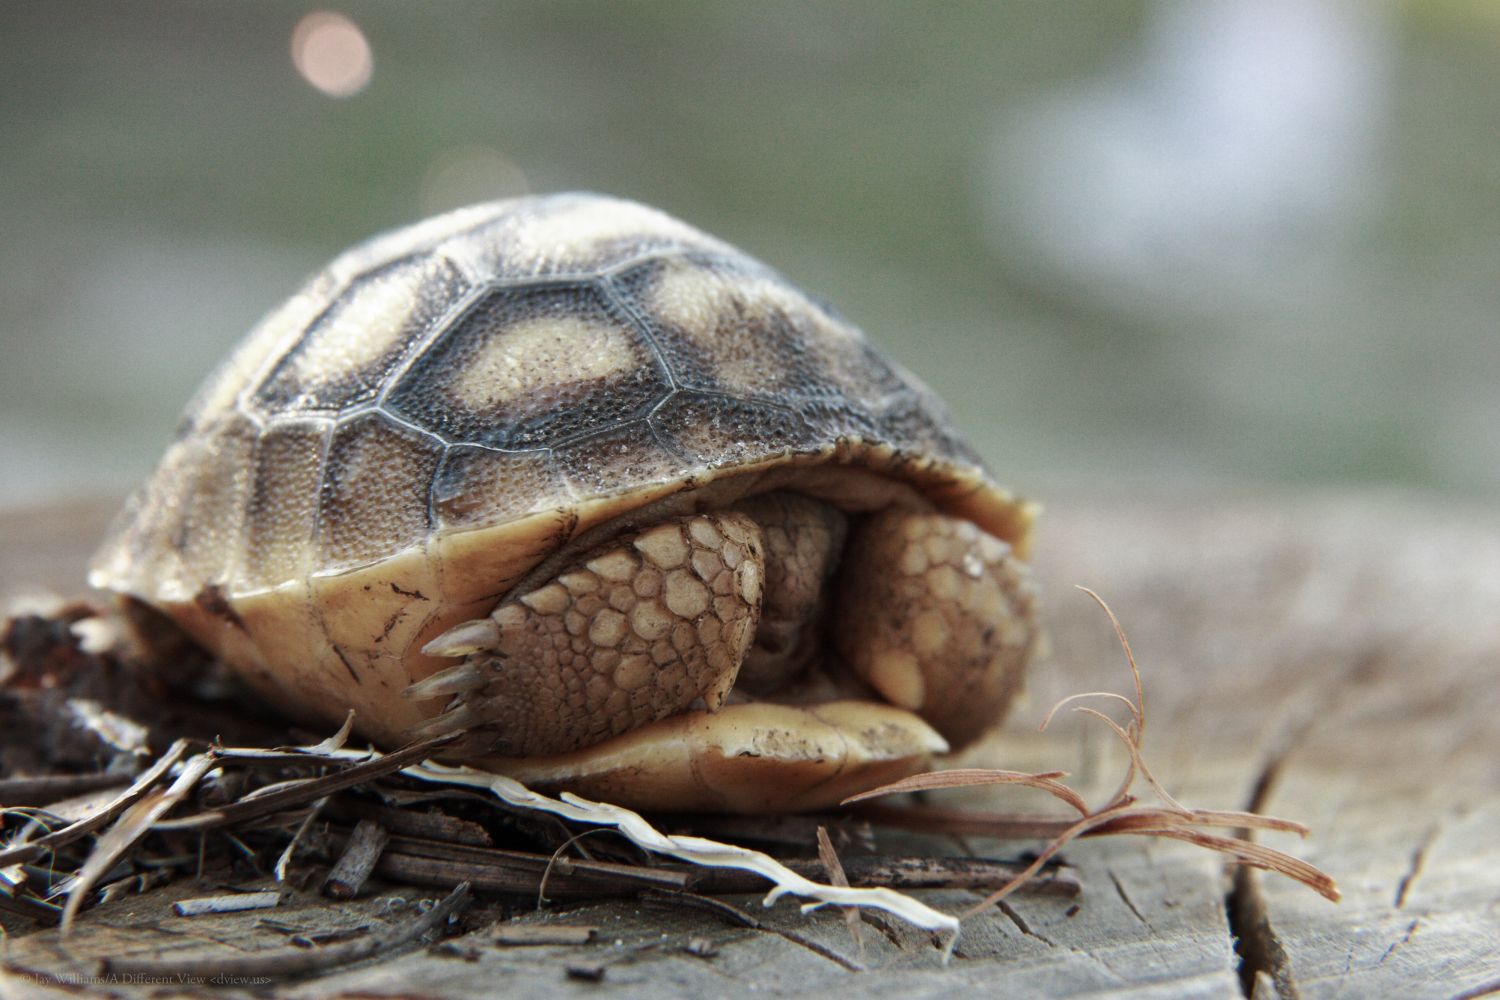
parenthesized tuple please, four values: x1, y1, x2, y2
(412, 511, 764, 756)
(729, 491, 847, 693)
(833, 508, 1040, 746)
(411, 493, 1039, 769)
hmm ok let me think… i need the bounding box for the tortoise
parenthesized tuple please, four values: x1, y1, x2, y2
(90, 193, 1040, 813)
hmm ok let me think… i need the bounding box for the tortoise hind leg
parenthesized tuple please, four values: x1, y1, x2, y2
(407, 511, 765, 757)
(832, 508, 1040, 748)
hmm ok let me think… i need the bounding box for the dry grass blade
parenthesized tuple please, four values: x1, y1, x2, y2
(848, 588, 1339, 921)
(1071, 706, 1189, 816)
(0, 739, 188, 868)
(817, 824, 866, 959)
(842, 768, 1089, 817)
(61, 751, 217, 929)
(397, 760, 963, 949)
(1142, 828, 1339, 901)
(1075, 585, 1147, 732)
(155, 735, 457, 832)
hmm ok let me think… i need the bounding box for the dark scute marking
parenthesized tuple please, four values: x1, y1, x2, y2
(798, 397, 883, 443)
(390, 582, 428, 600)
(255, 255, 470, 416)
(316, 414, 443, 571)
(375, 607, 405, 644)
(194, 584, 247, 632)
(651, 391, 819, 467)
(613, 256, 833, 404)
(384, 281, 670, 449)
(333, 645, 361, 684)
(875, 388, 981, 466)
(431, 446, 567, 529)
(552, 421, 686, 498)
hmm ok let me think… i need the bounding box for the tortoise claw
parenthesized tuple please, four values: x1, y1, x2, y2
(422, 618, 503, 658)
(407, 702, 484, 739)
(404, 661, 488, 700)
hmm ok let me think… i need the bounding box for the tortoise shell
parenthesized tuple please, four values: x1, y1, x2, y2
(90, 193, 1033, 757)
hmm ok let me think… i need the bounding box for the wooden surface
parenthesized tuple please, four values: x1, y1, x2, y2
(2, 493, 1498, 999)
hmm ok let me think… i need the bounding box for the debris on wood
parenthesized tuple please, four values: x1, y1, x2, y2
(0, 771, 131, 805)
(172, 890, 281, 916)
(330, 797, 492, 846)
(842, 588, 1341, 911)
(100, 882, 470, 981)
(493, 923, 597, 946)
(322, 818, 389, 899)
(0, 588, 1338, 979)
(565, 963, 606, 982)
(682, 935, 718, 958)
(642, 888, 865, 972)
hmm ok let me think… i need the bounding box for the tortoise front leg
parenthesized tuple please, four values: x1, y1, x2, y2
(832, 508, 1040, 748)
(407, 512, 764, 756)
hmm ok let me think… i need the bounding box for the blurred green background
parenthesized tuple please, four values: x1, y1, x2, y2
(2, 0, 1498, 510)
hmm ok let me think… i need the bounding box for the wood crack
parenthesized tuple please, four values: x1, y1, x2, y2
(1227, 750, 1300, 999)
(1227, 866, 1298, 1000)
(996, 900, 1055, 947)
(1395, 826, 1439, 909)
(1108, 870, 1148, 927)
(1377, 919, 1419, 966)
(1450, 977, 1500, 1000)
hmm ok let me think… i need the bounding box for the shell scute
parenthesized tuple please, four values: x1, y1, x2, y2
(254, 255, 470, 417)
(93, 192, 1010, 608)
(431, 445, 567, 531)
(315, 414, 442, 572)
(649, 391, 815, 468)
(237, 418, 331, 592)
(384, 281, 669, 449)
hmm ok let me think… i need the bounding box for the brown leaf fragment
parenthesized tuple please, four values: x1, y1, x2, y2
(843, 768, 1090, 816)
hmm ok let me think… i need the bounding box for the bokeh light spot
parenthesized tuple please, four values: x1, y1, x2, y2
(291, 11, 373, 98)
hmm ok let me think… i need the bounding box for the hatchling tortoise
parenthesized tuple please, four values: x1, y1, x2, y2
(90, 193, 1040, 812)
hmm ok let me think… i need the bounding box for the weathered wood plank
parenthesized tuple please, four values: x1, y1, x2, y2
(2, 494, 1497, 998)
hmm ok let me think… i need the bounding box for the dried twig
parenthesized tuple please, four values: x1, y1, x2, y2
(0, 739, 188, 868)
(328, 798, 492, 846)
(494, 924, 597, 946)
(641, 888, 863, 972)
(374, 843, 690, 898)
(322, 818, 389, 899)
(172, 891, 281, 916)
(0, 772, 133, 806)
(154, 735, 457, 832)
(685, 854, 1080, 897)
